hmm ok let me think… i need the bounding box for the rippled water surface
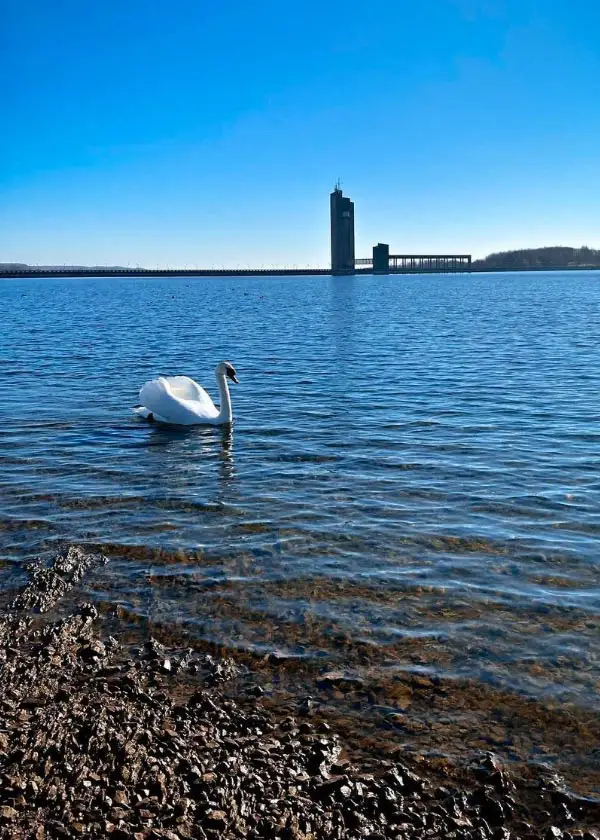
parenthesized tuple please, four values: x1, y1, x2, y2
(1, 272, 600, 706)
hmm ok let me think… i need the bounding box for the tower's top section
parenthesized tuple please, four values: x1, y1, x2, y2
(334, 179, 342, 193)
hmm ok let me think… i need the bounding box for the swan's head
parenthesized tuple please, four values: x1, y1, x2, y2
(216, 360, 239, 384)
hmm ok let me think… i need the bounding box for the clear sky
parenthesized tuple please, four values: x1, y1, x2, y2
(2, 0, 599, 267)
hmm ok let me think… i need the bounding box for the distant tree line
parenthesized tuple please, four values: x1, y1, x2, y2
(472, 246, 600, 270)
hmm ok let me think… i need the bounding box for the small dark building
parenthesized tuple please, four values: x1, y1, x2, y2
(372, 242, 389, 273)
(330, 185, 355, 272)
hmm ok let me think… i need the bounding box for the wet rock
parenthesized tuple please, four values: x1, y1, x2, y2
(473, 752, 515, 794)
(8, 547, 108, 613)
(246, 684, 264, 698)
(316, 671, 365, 691)
(298, 697, 314, 716)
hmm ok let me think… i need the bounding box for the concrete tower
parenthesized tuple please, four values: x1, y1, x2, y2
(330, 184, 355, 273)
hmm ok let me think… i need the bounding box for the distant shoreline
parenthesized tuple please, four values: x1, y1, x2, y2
(1, 265, 599, 279)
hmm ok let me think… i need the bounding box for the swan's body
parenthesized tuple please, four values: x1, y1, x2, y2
(135, 361, 238, 426)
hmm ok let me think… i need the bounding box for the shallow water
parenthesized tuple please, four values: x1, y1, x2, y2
(1, 271, 600, 707)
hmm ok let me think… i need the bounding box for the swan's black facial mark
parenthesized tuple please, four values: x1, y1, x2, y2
(225, 363, 239, 384)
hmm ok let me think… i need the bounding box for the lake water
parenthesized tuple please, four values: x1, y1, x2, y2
(1, 271, 600, 711)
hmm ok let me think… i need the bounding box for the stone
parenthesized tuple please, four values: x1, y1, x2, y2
(0, 805, 18, 821)
(316, 671, 364, 690)
(205, 809, 228, 828)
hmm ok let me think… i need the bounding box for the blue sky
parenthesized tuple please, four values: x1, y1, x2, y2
(2, 0, 599, 267)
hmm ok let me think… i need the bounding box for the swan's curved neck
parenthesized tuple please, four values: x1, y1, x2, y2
(216, 373, 233, 424)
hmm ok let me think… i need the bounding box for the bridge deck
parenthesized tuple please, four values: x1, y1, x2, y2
(356, 254, 471, 272)
(1, 258, 472, 280)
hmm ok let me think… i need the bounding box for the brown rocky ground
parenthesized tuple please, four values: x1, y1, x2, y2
(1, 548, 599, 839)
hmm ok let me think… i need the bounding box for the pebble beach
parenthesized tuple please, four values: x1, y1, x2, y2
(1, 548, 599, 839)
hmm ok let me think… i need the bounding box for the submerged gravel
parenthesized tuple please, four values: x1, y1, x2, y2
(0, 549, 599, 839)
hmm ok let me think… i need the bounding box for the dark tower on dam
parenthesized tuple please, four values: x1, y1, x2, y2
(330, 184, 355, 272)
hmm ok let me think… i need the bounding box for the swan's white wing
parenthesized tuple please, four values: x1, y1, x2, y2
(162, 376, 215, 411)
(139, 377, 218, 424)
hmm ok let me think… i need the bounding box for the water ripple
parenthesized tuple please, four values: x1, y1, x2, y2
(1, 271, 600, 706)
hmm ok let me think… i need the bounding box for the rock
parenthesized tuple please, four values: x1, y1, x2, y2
(204, 809, 228, 829)
(0, 805, 18, 821)
(9, 548, 107, 613)
(481, 794, 506, 826)
(109, 805, 130, 821)
(384, 765, 425, 794)
(78, 639, 107, 660)
(174, 797, 193, 815)
(247, 684, 264, 697)
(316, 671, 364, 691)
(298, 697, 314, 716)
(474, 753, 514, 794)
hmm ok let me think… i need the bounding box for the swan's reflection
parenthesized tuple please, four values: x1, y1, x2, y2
(138, 422, 236, 487)
(218, 425, 235, 483)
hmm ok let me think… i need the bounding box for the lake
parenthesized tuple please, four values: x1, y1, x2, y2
(1, 271, 599, 715)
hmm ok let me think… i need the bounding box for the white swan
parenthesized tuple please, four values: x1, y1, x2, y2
(135, 361, 239, 426)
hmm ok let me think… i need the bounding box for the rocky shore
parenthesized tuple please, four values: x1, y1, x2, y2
(1, 548, 599, 839)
